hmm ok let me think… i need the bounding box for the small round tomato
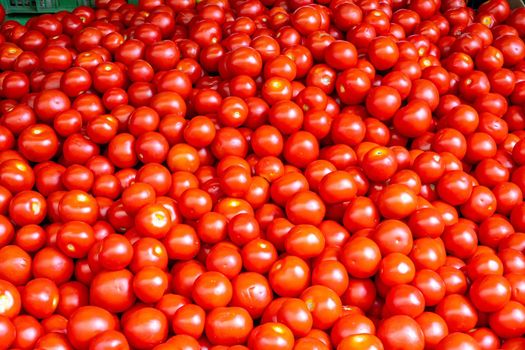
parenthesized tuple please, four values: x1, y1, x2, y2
(248, 322, 295, 350)
(377, 315, 425, 350)
(122, 307, 168, 349)
(205, 306, 253, 346)
(67, 306, 117, 349)
(341, 237, 381, 279)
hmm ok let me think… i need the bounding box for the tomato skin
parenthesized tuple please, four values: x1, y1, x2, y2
(336, 70, 371, 106)
(32, 247, 74, 285)
(0, 315, 16, 350)
(89, 330, 130, 350)
(0, 245, 31, 286)
(312, 260, 349, 296)
(269, 256, 310, 297)
(468, 327, 501, 350)
(343, 197, 379, 233)
(300, 285, 342, 330)
(488, 301, 525, 339)
(341, 237, 381, 279)
(366, 86, 402, 121)
(393, 100, 433, 138)
(12, 314, 44, 349)
(362, 146, 398, 183)
(330, 113, 365, 147)
(377, 184, 418, 220)
(89, 269, 135, 313)
(368, 36, 399, 71)
(122, 307, 168, 349)
(470, 274, 511, 313)
(204, 306, 253, 346)
(57, 281, 88, 318)
(437, 332, 481, 350)
(67, 306, 117, 350)
(460, 185, 497, 222)
(415, 312, 448, 350)
(330, 313, 375, 347)
(21, 277, 59, 319)
(0, 279, 21, 319)
(34, 89, 71, 123)
(377, 315, 425, 350)
(384, 284, 426, 318)
(247, 322, 295, 350)
(436, 294, 479, 333)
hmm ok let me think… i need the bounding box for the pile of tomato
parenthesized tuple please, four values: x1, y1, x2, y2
(0, 0, 525, 348)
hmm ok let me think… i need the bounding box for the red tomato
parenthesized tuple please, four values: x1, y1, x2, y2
(1, 2, 525, 349)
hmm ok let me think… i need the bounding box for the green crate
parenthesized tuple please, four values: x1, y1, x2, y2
(2, 0, 95, 14)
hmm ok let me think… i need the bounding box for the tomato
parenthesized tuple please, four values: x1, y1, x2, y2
(0, 159, 35, 193)
(436, 294, 478, 333)
(122, 307, 168, 349)
(337, 334, 383, 350)
(269, 256, 310, 297)
(340, 237, 381, 279)
(368, 36, 399, 71)
(378, 184, 418, 220)
(336, 68, 371, 105)
(12, 314, 44, 349)
(89, 269, 135, 313)
(385, 284, 426, 318)
(343, 197, 380, 232)
(330, 313, 375, 347)
(393, 100, 433, 138)
(379, 252, 416, 286)
(59, 190, 99, 224)
(57, 281, 88, 318)
(170, 303, 204, 339)
(361, 146, 398, 182)
(300, 285, 342, 329)
(57, 221, 95, 258)
(377, 315, 425, 350)
(0, 245, 31, 286)
(89, 330, 130, 350)
(488, 301, 525, 338)
(0, 279, 20, 318)
(32, 247, 74, 285)
(0, 315, 16, 350)
(21, 278, 59, 319)
(415, 312, 448, 350)
(204, 306, 253, 345)
(9, 190, 46, 226)
(437, 332, 481, 350)
(460, 185, 497, 222)
(366, 86, 402, 121)
(67, 306, 116, 349)
(133, 266, 168, 304)
(330, 112, 366, 146)
(285, 190, 325, 225)
(191, 271, 232, 310)
(273, 298, 313, 337)
(248, 323, 295, 350)
(312, 260, 349, 296)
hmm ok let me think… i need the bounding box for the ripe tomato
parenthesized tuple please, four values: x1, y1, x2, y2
(1, 2, 525, 349)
